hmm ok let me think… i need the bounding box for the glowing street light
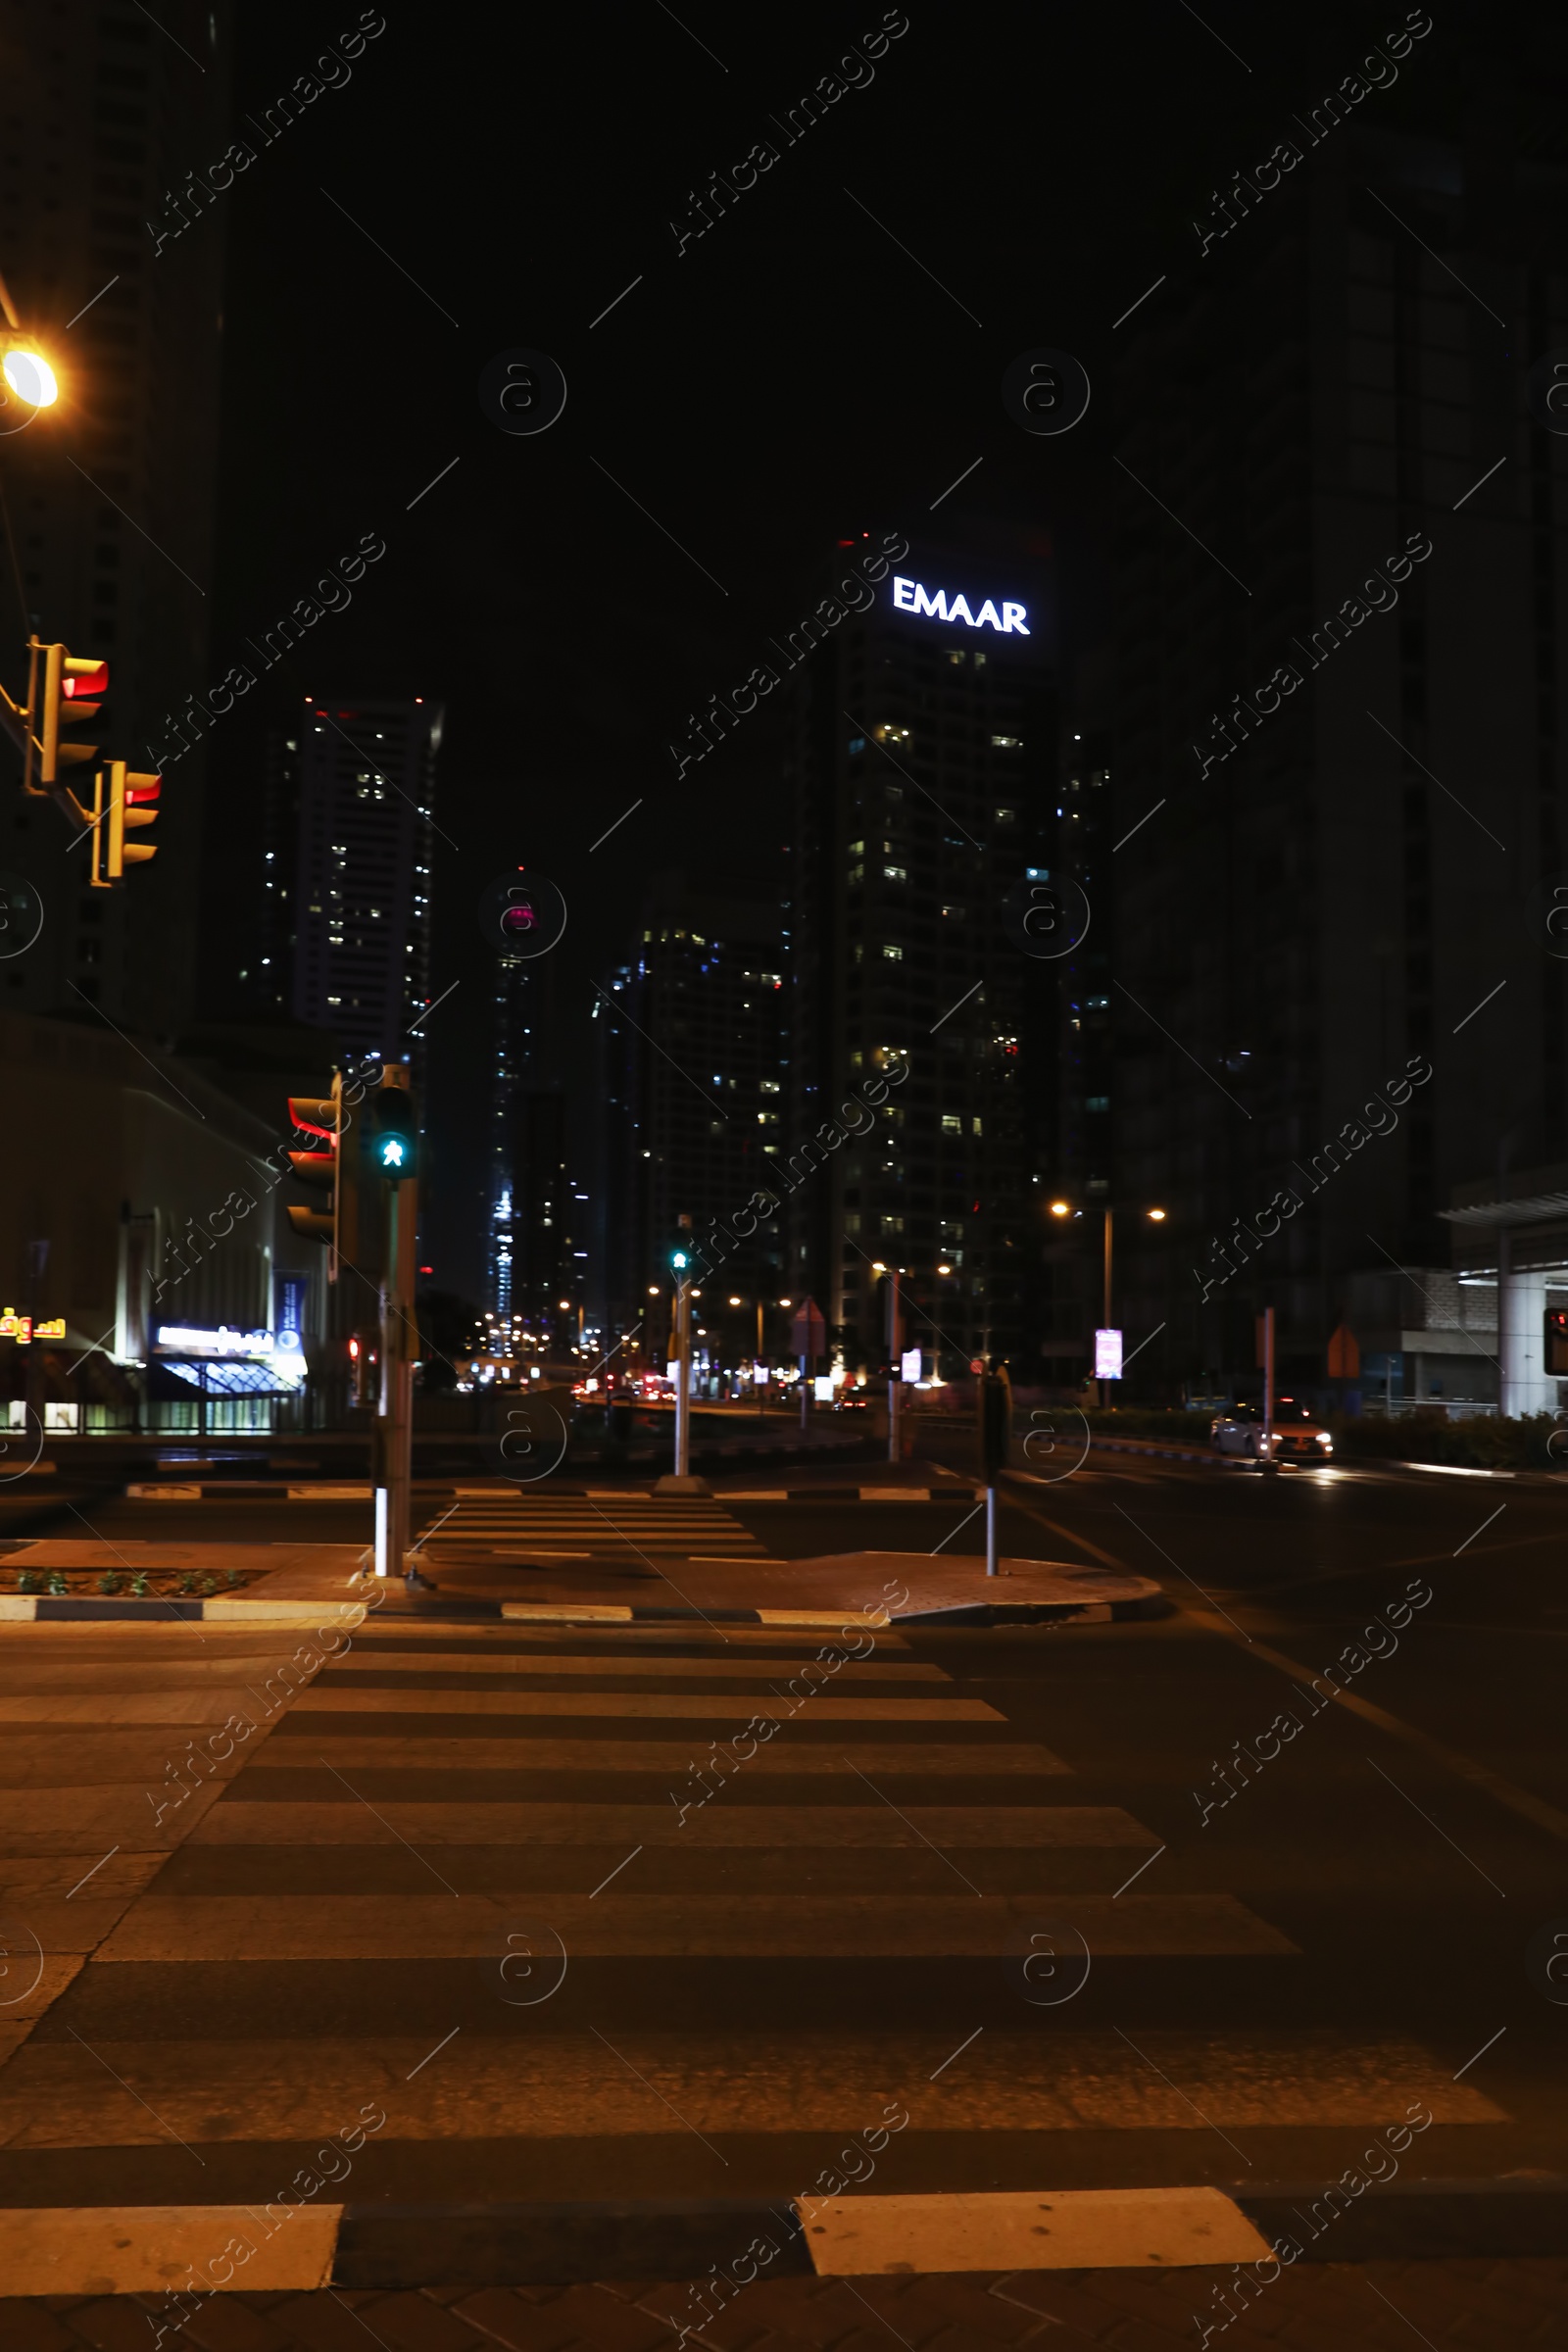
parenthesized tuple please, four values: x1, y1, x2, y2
(0, 337, 57, 410)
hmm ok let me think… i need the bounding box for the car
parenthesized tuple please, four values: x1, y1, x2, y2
(1211, 1396, 1334, 1461)
(833, 1393, 870, 1412)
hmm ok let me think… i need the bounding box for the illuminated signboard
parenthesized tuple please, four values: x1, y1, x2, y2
(33, 1318, 65, 1340)
(891, 576, 1029, 634)
(157, 1326, 276, 1356)
(1094, 1328, 1123, 1381)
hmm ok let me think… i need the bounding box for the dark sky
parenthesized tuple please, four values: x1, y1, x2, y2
(201, 1, 1473, 1297)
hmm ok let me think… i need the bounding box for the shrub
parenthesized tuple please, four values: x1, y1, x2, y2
(97, 1572, 123, 1595)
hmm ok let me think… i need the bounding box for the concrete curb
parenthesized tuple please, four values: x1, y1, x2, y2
(122, 1483, 982, 1501)
(0, 1594, 368, 1625)
(4, 2181, 1563, 2292)
(1085, 1437, 1222, 1465)
(0, 1590, 1149, 1628)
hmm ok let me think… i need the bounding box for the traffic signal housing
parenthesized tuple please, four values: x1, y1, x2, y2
(670, 1212, 694, 1277)
(27, 640, 108, 796)
(978, 1363, 1012, 1481)
(88, 761, 160, 887)
(286, 1073, 354, 1281)
(370, 1076, 416, 1181)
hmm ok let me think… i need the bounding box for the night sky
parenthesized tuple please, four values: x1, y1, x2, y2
(200, 2, 1469, 1298)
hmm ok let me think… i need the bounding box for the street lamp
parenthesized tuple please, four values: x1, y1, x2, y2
(0, 269, 59, 410)
(0, 339, 57, 409)
(1048, 1195, 1168, 1400)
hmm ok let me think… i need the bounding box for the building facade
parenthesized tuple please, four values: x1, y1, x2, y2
(0, 0, 233, 1035)
(1107, 103, 1568, 1397)
(234, 694, 441, 1073)
(594, 879, 788, 1356)
(780, 539, 1056, 1376)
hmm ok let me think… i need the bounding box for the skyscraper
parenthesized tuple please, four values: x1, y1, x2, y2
(780, 539, 1055, 1374)
(0, 0, 234, 1032)
(1108, 95, 1568, 1395)
(236, 694, 441, 1070)
(594, 878, 787, 1348)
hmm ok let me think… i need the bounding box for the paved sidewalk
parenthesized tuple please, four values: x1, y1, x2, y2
(10, 2261, 1568, 2347)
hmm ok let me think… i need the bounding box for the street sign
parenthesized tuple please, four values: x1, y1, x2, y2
(1094, 1327, 1122, 1381)
(1327, 1322, 1360, 1378)
(790, 1298, 826, 1358)
(900, 1345, 922, 1382)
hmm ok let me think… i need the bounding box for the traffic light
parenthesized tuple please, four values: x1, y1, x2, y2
(670, 1212, 694, 1276)
(87, 761, 160, 887)
(286, 1073, 350, 1279)
(370, 1077, 416, 1180)
(1547, 1310, 1568, 1377)
(26, 639, 108, 795)
(978, 1363, 1012, 1481)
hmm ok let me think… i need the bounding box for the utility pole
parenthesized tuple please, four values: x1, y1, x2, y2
(756, 1297, 766, 1418)
(1260, 1302, 1276, 1473)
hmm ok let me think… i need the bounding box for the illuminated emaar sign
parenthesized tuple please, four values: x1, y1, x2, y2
(891, 575, 1029, 633)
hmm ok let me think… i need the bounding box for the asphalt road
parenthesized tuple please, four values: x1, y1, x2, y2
(0, 1446, 1562, 2341)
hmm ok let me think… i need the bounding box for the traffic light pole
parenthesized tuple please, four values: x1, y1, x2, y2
(673, 1274, 692, 1478)
(373, 1173, 416, 1578)
(887, 1267, 901, 1464)
(978, 1364, 1009, 1577)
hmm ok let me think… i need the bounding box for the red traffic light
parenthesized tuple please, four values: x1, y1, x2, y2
(63, 661, 108, 703)
(288, 1095, 339, 1141)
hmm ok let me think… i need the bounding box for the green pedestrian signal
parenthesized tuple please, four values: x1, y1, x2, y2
(371, 1082, 416, 1183)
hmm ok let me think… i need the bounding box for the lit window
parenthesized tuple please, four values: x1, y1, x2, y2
(883, 864, 907, 882)
(942, 1114, 961, 1135)
(1086, 1095, 1110, 1112)
(883, 944, 903, 960)
(991, 734, 1021, 749)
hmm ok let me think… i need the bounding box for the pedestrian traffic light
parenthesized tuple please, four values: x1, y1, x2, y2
(670, 1212, 694, 1276)
(87, 761, 160, 887)
(370, 1079, 416, 1180)
(27, 640, 108, 792)
(1547, 1309, 1568, 1376)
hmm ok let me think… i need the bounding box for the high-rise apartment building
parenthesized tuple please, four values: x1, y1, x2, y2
(594, 879, 787, 1345)
(780, 540, 1055, 1374)
(1108, 95, 1568, 1396)
(236, 694, 441, 1072)
(0, 0, 233, 1033)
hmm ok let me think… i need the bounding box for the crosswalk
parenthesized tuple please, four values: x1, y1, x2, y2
(0, 1613, 1507, 2208)
(416, 1487, 772, 1569)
